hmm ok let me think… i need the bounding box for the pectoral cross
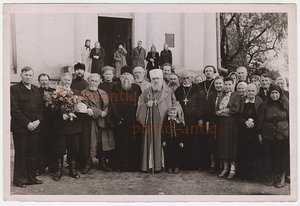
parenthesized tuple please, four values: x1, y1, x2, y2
(183, 98, 189, 105)
(153, 99, 159, 106)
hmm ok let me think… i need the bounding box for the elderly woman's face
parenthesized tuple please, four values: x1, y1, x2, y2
(237, 85, 247, 96)
(61, 76, 72, 87)
(246, 84, 257, 99)
(103, 70, 113, 82)
(195, 76, 203, 84)
(270, 90, 280, 101)
(276, 79, 285, 89)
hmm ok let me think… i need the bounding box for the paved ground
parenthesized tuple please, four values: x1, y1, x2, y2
(11, 164, 290, 195)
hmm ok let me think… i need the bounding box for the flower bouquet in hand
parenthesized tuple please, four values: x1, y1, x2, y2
(43, 86, 80, 121)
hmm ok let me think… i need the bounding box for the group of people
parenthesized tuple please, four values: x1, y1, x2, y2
(79, 39, 173, 79)
(11, 41, 289, 190)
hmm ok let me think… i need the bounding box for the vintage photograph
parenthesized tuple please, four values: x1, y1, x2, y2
(3, 3, 297, 202)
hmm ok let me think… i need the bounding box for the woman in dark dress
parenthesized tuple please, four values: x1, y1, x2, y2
(146, 45, 160, 78)
(90, 41, 105, 75)
(215, 77, 240, 179)
(258, 85, 289, 188)
(237, 83, 263, 180)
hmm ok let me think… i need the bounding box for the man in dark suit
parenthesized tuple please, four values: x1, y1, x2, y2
(132, 41, 146, 69)
(37, 73, 56, 175)
(258, 73, 272, 101)
(160, 43, 172, 66)
(11, 66, 43, 188)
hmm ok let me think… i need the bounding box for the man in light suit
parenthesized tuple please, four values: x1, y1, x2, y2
(132, 41, 146, 69)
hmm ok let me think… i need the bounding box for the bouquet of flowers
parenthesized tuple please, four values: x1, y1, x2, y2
(44, 86, 81, 121)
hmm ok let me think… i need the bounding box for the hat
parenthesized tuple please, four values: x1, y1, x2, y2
(101, 66, 115, 73)
(74, 63, 85, 71)
(269, 84, 282, 95)
(121, 66, 132, 75)
(149, 69, 163, 79)
(133, 66, 145, 74)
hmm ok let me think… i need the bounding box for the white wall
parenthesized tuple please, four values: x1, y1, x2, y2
(14, 14, 75, 83)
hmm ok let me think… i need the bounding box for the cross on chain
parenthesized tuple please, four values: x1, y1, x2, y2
(183, 98, 189, 105)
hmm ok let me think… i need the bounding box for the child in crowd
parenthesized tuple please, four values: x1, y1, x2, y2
(162, 107, 185, 174)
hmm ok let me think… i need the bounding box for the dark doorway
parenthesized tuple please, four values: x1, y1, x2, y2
(98, 16, 132, 67)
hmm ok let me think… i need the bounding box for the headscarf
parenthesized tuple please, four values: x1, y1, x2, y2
(276, 77, 287, 90)
(267, 84, 289, 113)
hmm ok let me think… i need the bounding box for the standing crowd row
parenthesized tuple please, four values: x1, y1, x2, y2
(11, 40, 289, 190)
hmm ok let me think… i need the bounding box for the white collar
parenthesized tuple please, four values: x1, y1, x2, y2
(245, 98, 255, 103)
(168, 117, 180, 123)
(22, 82, 31, 90)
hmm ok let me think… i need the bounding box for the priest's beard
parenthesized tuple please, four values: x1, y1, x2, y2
(183, 82, 192, 87)
(89, 86, 98, 91)
(169, 81, 179, 87)
(152, 82, 163, 91)
(121, 78, 132, 91)
(76, 73, 84, 80)
(135, 76, 144, 83)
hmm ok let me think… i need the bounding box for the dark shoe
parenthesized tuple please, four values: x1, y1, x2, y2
(53, 157, 63, 181)
(27, 179, 43, 185)
(14, 183, 27, 188)
(99, 157, 112, 171)
(174, 167, 180, 174)
(69, 160, 80, 179)
(276, 172, 286, 188)
(265, 176, 277, 186)
(81, 164, 91, 174)
(167, 168, 173, 173)
(209, 166, 216, 173)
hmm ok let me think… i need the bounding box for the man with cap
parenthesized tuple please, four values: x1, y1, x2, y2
(174, 71, 204, 170)
(70, 63, 88, 170)
(133, 66, 151, 92)
(136, 68, 177, 173)
(114, 66, 142, 171)
(71, 63, 88, 92)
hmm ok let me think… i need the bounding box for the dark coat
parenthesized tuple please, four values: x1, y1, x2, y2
(71, 78, 88, 92)
(258, 100, 289, 141)
(146, 51, 160, 71)
(132, 47, 146, 68)
(258, 87, 270, 102)
(198, 79, 217, 122)
(161, 118, 184, 144)
(160, 49, 172, 65)
(11, 82, 43, 133)
(90, 47, 105, 75)
(39, 87, 56, 135)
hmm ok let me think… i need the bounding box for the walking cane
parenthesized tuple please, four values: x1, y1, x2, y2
(150, 104, 155, 175)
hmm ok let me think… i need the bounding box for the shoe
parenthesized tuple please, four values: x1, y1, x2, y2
(209, 166, 216, 174)
(276, 172, 286, 188)
(174, 167, 179, 174)
(27, 179, 43, 185)
(265, 176, 277, 186)
(69, 160, 80, 179)
(218, 169, 229, 177)
(167, 168, 173, 173)
(81, 164, 91, 174)
(99, 157, 112, 171)
(53, 157, 63, 181)
(14, 183, 27, 188)
(227, 170, 236, 179)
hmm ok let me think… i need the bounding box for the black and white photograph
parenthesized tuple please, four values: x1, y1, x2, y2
(2, 3, 297, 203)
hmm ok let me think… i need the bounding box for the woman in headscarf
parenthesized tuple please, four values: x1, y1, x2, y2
(90, 42, 105, 75)
(146, 45, 160, 78)
(236, 82, 248, 97)
(215, 77, 240, 179)
(113, 44, 127, 79)
(258, 85, 289, 188)
(79, 39, 92, 73)
(276, 77, 289, 99)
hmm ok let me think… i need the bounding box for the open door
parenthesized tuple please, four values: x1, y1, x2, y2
(98, 16, 132, 67)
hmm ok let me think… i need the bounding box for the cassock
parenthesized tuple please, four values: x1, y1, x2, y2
(174, 84, 204, 169)
(114, 83, 142, 171)
(136, 84, 175, 172)
(71, 77, 88, 92)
